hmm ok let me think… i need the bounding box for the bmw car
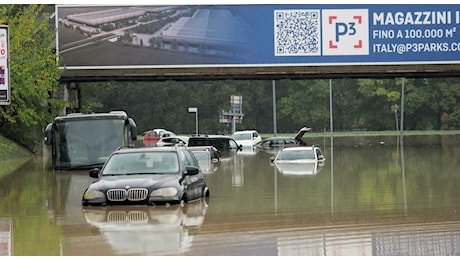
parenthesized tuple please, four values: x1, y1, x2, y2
(82, 146, 210, 206)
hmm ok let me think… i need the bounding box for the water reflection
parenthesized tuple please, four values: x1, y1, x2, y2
(273, 161, 324, 175)
(1, 135, 460, 255)
(0, 218, 12, 256)
(83, 200, 208, 255)
(0, 157, 33, 179)
(197, 135, 460, 256)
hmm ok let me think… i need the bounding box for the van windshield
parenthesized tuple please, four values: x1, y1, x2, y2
(54, 119, 126, 169)
(232, 133, 252, 141)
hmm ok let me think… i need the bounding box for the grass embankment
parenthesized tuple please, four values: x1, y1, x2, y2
(0, 134, 34, 179)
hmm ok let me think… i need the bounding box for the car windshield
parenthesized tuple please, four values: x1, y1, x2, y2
(191, 150, 211, 170)
(101, 151, 180, 175)
(232, 133, 252, 141)
(277, 149, 316, 160)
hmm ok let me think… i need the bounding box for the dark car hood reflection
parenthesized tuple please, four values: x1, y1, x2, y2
(219, 150, 238, 162)
(238, 145, 258, 155)
(197, 160, 220, 174)
(83, 199, 208, 255)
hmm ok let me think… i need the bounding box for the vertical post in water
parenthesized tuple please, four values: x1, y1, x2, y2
(272, 80, 277, 136)
(329, 79, 333, 135)
(400, 78, 405, 137)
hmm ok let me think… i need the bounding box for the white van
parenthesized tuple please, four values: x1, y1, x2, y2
(231, 130, 262, 147)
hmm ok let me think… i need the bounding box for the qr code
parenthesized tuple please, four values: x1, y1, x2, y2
(274, 10, 321, 56)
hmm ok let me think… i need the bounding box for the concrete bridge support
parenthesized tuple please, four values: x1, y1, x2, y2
(59, 82, 80, 115)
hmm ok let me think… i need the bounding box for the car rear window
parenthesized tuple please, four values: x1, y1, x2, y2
(189, 138, 229, 150)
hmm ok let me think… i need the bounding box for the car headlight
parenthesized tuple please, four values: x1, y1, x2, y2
(150, 187, 178, 198)
(83, 189, 105, 200)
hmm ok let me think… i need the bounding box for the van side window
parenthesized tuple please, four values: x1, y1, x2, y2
(183, 150, 199, 169)
(229, 140, 238, 149)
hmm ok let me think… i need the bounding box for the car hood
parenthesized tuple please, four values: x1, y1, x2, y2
(294, 126, 312, 142)
(90, 174, 181, 190)
(274, 161, 320, 175)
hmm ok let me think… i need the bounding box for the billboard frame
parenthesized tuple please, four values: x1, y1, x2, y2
(55, 4, 460, 82)
(0, 25, 10, 105)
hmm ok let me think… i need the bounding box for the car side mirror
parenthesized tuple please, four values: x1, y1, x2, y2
(89, 168, 100, 178)
(44, 123, 53, 145)
(128, 118, 137, 141)
(180, 165, 200, 185)
(185, 165, 200, 176)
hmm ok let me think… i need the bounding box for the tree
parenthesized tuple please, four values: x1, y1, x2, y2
(277, 79, 330, 132)
(436, 77, 460, 129)
(0, 5, 64, 153)
(330, 78, 362, 131)
(402, 78, 440, 130)
(357, 78, 400, 130)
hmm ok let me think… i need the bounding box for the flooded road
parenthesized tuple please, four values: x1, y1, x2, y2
(1, 135, 460, 256)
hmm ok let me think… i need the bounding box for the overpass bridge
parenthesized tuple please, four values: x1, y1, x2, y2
(60, 63, 460, 83)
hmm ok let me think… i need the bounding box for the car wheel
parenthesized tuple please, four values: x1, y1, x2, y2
(203, 186, 210, 198)
(180, 194, 187, 207)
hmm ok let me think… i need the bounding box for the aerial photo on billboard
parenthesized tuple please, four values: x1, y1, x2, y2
(56, 4, 460, 69)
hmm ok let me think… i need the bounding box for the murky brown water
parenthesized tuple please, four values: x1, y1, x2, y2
(1, 135, 460, 256)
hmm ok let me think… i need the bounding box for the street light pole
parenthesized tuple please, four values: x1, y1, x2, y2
(195, 110, 198, 135)
(188, 107, 198, 135)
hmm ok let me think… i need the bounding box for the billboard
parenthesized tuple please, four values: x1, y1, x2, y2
(56, 4, 460, 70)
(0, 25, 9, 105)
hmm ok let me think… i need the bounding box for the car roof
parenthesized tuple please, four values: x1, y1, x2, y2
(233, 130, 259, 134)
(263, 136, 295, 140)
(187, 146, 217, 150)
(114, 146, 186, 154)
(190, 135, 232, 139)
(161, 135, 189, 140)
(280, 146, 316, 151)
(145, 128, 172, 133)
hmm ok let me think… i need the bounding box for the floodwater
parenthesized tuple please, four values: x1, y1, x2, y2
(1, 134, 460, 256)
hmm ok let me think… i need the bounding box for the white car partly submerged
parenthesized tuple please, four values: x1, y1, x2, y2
(270, 146, 326, 175)
(231, 130, 262, 147)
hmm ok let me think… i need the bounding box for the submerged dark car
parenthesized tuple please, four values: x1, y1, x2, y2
(187, 146, 221, 162)
(188, 134, 242, 152)
(257, 126, 312, 149)
(82, 146, 209, 206)
(187, 146, 221, 174)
